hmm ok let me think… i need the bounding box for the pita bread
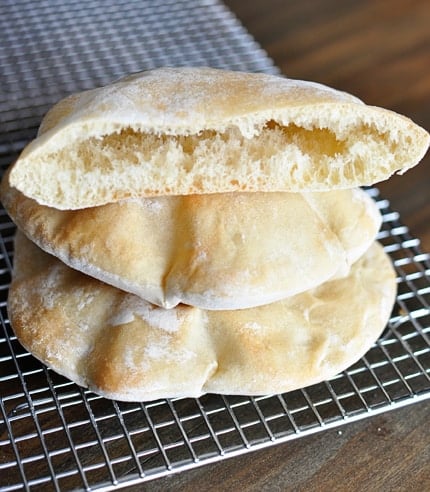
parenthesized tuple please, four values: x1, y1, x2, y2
(1, 178, 381, 309)
(7, 67, 428, 210)
(9, 233, 396, 402)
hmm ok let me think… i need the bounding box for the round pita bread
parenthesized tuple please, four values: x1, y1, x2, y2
(7, 67, 429, 209)
(1, 179, 381, 309)
(9, 233, 396, 402)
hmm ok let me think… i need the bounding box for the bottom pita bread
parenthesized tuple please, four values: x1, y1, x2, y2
(9, 233, 396, 402)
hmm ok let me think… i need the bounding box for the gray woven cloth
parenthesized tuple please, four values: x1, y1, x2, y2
(0, 0, 278, 147)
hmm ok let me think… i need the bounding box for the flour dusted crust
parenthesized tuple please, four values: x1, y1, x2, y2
(7, 67, 429, 209)
(1, 177, 381, 309)
(9, 233, 396, 401)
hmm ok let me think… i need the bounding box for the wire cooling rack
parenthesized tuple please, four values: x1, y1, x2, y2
(0, 0, 429, 490)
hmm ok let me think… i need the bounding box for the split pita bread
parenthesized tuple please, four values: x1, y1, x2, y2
(9, 233, 396, 402)
(8, 67, 429, 210)
(1, 177, 381, 309)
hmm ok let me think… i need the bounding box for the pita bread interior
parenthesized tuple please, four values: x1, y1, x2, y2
(7, 67, 429, 210)
(1, 177, 381, 309)
(9, 233, 396, 402)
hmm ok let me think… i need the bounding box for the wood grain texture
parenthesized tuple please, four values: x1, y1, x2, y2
(137, 1, 430, 490)
(140, 402, 430, 491)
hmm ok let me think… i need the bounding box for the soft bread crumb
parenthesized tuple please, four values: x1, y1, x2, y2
(13, 119, 421, 209)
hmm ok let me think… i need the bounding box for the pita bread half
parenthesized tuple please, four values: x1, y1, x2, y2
(1, 177, 381, 309)
(8, 67, 429, 210)
(9, 233, 396, 402)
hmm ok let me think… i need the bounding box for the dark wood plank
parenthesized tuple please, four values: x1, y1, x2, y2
(139, 401, 430, 491)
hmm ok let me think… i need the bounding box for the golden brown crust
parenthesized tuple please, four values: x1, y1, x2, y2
(9, 233, 396, 401)
(1, 174, 382, 309)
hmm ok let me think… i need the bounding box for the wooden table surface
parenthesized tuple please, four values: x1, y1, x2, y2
(141, 1, 430, 490)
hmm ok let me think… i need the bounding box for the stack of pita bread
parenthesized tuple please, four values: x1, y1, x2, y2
(1, 68, 428, 401)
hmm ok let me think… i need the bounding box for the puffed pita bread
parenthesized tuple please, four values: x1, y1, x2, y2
(7, 67, 429, 210)
(1, 177, 381, 309)
(9, 233, 396, 402)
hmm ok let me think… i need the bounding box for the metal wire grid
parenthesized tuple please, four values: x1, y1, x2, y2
(0, 0, 429, 490)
